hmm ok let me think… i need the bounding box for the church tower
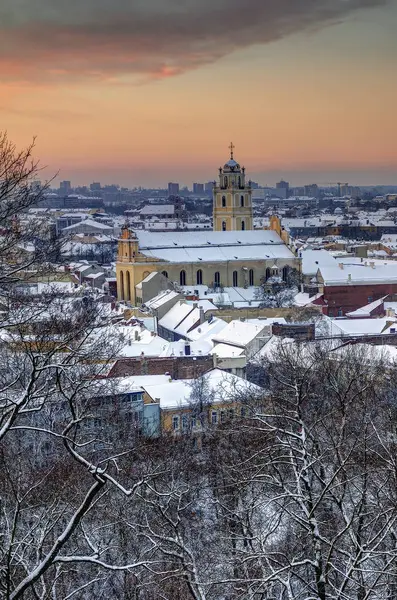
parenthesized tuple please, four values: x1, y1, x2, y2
(213, 143, 253, 232)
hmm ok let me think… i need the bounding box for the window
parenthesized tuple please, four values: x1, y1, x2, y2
(120, 271, 124, 300)
(191, 415, 197, 429)
(224, 177, 228, 188)
(228, 408, 234, 419)
(238, 176, 242, 188)
(241, 406, 246, 417)
(196, 269, 203, 285)
(367, 296, 373, 303)
(211, 411, 218, 425)
(282, 266, 288, 282)
(266, 267, 271, 280)
(162, 270, 168, 278)
(222, 195, 226, 207)
(241, 221, 245, 231)
(182, 415, 188, 430)
(220, 411, 225, 423)
(249, 269, 254, 286)
(180, 270, 186, 286)
(338, 308, 343, 317)
(222, 221, 227, 231)
(233, 271, 238, 287)
(126, 271, 131, 302)
(214, 272, 220, 286)
(172, 415, 180, 431)
(240, 195, 244, 207)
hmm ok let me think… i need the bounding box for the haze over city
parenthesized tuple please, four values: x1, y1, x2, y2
(1, 0, 397, 187)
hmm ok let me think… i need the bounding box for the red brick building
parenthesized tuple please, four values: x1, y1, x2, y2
(317, 263, 397, 316)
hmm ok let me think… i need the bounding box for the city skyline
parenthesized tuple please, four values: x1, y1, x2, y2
(1, 0, 397, 186)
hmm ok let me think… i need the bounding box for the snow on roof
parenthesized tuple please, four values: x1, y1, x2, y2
(135, 229, 294, 263)
(210, 343, 245, 358)
(159, 338, 213, 357)
(188, 317, 228, 343)
(139, 204, 175, 215)
(135, 271, 158, 289)
(158, 301, 193, 331)
(173, 307, 201, 337)
(330, 318, 394, 336)
(144, 289, 181, 310)
(212, 320, 268, 348)
(346, 296, 386, 317)
(300, 249, 337, 275)
(63, 219, 112, 231)
(319, 263, 397, 286)
(185, 299, 218, 312)
(141, 368, 262, 409)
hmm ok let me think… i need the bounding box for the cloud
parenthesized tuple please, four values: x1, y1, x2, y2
(0, 0, 388, 83)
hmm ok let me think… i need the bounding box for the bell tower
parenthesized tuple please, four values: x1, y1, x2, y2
(213, 143, 253, 232)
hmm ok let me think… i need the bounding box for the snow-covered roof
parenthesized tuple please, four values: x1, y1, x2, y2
(211, 344, 245, 358)
(143, 290, 181, 311)
(141, 368, 262, 409)
(300, 249, 337, 275)
(188, 317, 228, 343)
(63, 219, 113, 231)
(135, 229, 294, 263)
(212, 320, 268, 348)
(330, 318, 394, 336)
(346, 297, 386, 317)
(319, 263, 397, 286)
(158, 301, 193, 331)
(139, 204, 175, 216)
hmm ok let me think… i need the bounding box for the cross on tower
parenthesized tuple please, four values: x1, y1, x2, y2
(229, 142, 235, 160)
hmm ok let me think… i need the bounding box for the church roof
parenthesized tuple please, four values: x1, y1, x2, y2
(135, 230, 294, 263)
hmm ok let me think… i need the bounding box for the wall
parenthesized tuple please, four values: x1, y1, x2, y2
(107, 355, 214, 379)
(323, 283, 397, 316)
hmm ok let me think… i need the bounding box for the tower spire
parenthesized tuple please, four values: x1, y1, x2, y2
(229, 141, 235, 160)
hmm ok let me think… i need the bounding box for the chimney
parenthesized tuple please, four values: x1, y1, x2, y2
(338, 263, 344, 270)
(370, 262, 375, 269)
(134, 330, 139, 341)
(193, 302, 198, 309)
(347, 273, 352, 282)
(199, 306, 205, 324)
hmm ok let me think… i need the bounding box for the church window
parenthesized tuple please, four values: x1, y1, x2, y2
(222, 221, 227, 231)
(233, 271, 238, 287)
(162, 270, 168, 278)
(238, 176, 241, 188)
(282, 266, 288, 282)
(222, 196, 226, 207)
(196, 269, 203, 285)
(120, 271, 124, 300)
(224, 176, 228, 188)
(126, 271, 131, 302)
(265, 267, 271, 280)
(180, 270, 186, 286)
(240, 195, 244, 207)
(241, 221, 245, 231)
(214, 272, 220, 287)
(249, 269, 254, 286)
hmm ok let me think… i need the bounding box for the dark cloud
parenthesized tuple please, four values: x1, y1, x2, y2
(0, 0, 388, 82)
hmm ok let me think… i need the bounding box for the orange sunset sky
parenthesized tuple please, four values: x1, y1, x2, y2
(1, 0, 396, 187)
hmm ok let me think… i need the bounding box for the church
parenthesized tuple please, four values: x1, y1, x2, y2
(116, 146, 298, 304)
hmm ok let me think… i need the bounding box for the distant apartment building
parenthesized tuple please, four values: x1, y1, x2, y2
(60, 181, 72, 194)
(193, 183, 205, 195)
(304, 184, 319, 198)
(168, 182, 180, 196)
(90, 182, 101, 192)
(276, 180, 289, 197)
(205, 181, 215, 194)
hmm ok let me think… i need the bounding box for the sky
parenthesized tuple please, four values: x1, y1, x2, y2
(1, 0, 397, 188)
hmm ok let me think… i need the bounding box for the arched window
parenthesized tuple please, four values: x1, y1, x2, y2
(214, 272, 220, 287)
(240, 195, 244, 207)
(282, 266, 288, 282)
(222, 195, 226, 207)
(249, 269, 254, 286)
(233, 271, 238, 287)
(224, 176, 228, 188)
(241, 221, 245, 231)
(196, 269, 203, 285)
(222, 221, 227, 231)
(238, 176, 241, 188)
(126, 271, 131, 302)
(161, 270, 168, 278)
(265, 267, 271, 280)
(180, 270, 186, 286)
(120, 270, 124, 300)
